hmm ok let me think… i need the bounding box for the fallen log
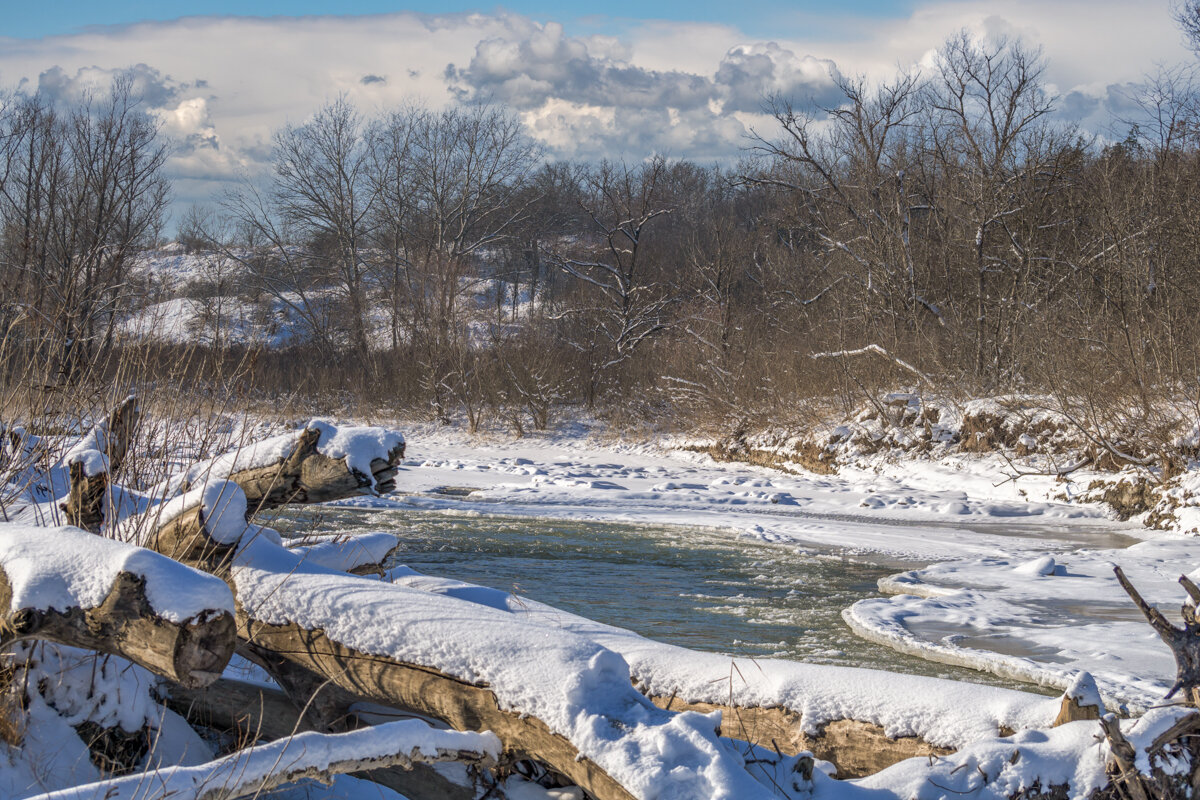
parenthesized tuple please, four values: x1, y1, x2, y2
(171, 421, 405, 518)
(239, 619, 637, 800)
(167, 678, 478, 800)
(0, 523, 236, 689)
(119, 481, 253, 572)
(25, 718, 499, 800)
(647, 695, 952, 778)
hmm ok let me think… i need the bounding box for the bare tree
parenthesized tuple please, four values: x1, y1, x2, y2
(548, 157, 676, 405)
(368, 103, 540, 416)
(271, 97, 377, 367)
(0, 75, 169, 384)
(926, 32, 1058, 382)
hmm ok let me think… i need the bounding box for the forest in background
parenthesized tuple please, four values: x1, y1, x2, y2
(5, 31, 1200, 447)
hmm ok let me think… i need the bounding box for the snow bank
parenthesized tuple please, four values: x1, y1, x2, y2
(0, 523, 234, 624)
(377, 420, 1131, 562)
(847, 534, 1200, 712)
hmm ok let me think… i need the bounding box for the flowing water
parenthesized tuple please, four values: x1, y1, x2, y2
(277, 505, 1069, 694)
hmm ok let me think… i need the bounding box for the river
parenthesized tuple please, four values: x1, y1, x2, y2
(277, 505, 1075, 694)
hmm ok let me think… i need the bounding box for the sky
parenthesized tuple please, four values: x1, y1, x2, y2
(0, 1, 1192, 222)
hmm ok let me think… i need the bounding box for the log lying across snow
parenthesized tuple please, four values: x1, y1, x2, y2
(0, 524, 236, 688)
(167, 678, 478, 800)
(167, 420, 405, 517)
(25, 718, 499, 800)
(141, 480, 777, 800)
(59, 396, 140, 532)
(122, 481, 257, 572)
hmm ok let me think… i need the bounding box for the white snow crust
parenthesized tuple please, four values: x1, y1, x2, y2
(0, 523, 234, 623)
(286, 531, 399, 572)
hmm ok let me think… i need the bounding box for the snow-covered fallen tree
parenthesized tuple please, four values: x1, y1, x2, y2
(161, 419, 406, 514)
(138, 480, 781, 799)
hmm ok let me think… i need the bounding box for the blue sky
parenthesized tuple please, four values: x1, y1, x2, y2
(8, 0, 912, 40)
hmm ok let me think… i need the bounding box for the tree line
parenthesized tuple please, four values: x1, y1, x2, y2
(5, 33, 1200, 432)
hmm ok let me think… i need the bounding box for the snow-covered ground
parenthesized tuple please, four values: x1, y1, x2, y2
(329, 421, 1181, 717)
(337, 421, 1137, 562)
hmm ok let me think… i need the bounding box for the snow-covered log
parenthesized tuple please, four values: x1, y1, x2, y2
(166, 678, 478, 800)
(167, 677, 317, 741)
(168, 420, 405, 517)
(229, 535, 781, 800)
(0, 524, 236, 688)
(24, 718, 499, 800)
(124, 481, 252, 571)
(137, 496, 775, 800)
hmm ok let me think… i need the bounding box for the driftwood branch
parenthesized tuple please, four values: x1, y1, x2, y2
(1100, 713, 1151, 800)
(1115, 566, 1200, 704)
(811, 344, 933, 385)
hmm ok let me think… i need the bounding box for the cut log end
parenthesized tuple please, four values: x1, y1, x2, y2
(60, 461, 106, 534)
